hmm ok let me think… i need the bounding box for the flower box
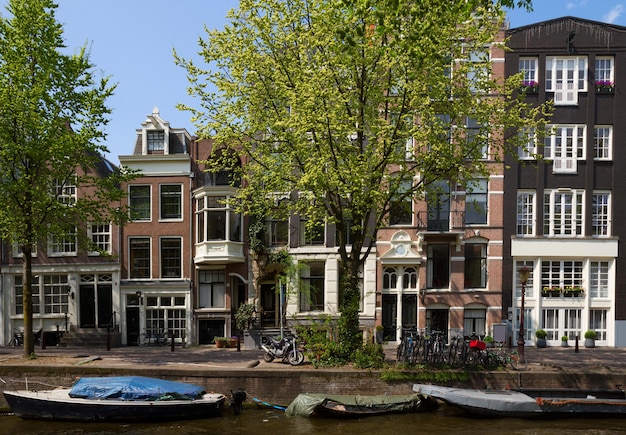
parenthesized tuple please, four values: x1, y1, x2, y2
(595, 81, 614, 94)
(520, 81, 539, 94)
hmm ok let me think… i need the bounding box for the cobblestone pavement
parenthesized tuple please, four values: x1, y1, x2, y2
(1, 343, 626, 372)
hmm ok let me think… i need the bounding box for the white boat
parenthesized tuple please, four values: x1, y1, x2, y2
(413, 384, 626, 418)
(3, 376, 226, 422)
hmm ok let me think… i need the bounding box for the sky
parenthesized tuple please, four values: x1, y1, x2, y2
(0, 1, 622, 165)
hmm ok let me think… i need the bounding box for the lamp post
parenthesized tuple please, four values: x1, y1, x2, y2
(517, 266, 530, 359)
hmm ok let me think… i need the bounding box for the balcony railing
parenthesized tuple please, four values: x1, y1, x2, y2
(416, 211, 465, 232)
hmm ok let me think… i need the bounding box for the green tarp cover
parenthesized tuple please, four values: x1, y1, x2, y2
(285, 393, 426, 417)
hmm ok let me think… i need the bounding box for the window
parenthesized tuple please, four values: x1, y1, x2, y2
(160, 185, 182, 220)
(544, 125, 586, 173)
(465, 178, 487, 224)
(129, 185, 151, 221)
(147, 130, 165, 151)
(541, 308, 560, 341)
(160, 237, 181, 278)
(383, 267, 397, 290)
(543, 190, 583, 236)
(89, 223, 111, 254)
(518, 127, 537, 159)
(589, 309, 607, 341)
(592, 192, 610, 237)
(198, 270, 225, 308)
(466, 117, 488, 159)
(143, 295, 187, 342)
(14, 275, 40, 315)
(389, 178, 413, 226)
(466, 49, 488, 93)
(427, 244, 450, 289)
(426, 180, 450, 231)
(300, 262, 325, 312)
(563, 309, 582, 341)
(541, 260, 583, 290)
(43, 275, 70, 314)
(515, 260, 534, 298)
(299, 218, 325, 246)
(196, 196, 242, 242)
(464, 243, 487, 288)
(594, 126, 612, 160)
(129, 237, 150, 279)
(590, 262, 609, 298)
(595, 56, 614, 85)
(519, 57, 538, 86)
(516, 191, 535, 236)
(464, 309, 486, 337)
(53, 177, 76, 205)
(403, 267, 418, 290)
(49, 228, 77, 256)
(266, 215, 289, 246)
(545, 56, 588, 104)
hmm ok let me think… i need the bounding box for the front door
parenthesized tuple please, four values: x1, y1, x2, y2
(97, 285, 113, 328)
(382, 294, 397, 341)
(79, 285, 96, 328)
(260, 283, 276, 327)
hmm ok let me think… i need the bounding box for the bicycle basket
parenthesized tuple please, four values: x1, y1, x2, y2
(469, 339, 486, 350)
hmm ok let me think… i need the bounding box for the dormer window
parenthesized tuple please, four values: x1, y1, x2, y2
(147, 130, 165, 152)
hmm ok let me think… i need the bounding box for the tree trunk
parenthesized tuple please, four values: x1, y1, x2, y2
(22, 246, 35, 357)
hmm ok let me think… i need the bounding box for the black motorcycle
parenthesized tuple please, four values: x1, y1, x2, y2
(261, 335, 304, 366)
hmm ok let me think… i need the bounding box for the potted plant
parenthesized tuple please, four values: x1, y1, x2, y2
(214, 337, 230, 348)
(520, 80, 539, 93)
(595, 80, 614, 93)
(563, 286, 584, 297)
(561, 335, 569, 347)
(584, 330, 597, 348)
(535, 329, 547, 348)
(374, 325, 385, 344)
(483, 335, 495, 348)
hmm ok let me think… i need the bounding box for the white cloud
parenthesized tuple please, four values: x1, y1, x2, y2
(604, 5, 624, 23)
(567, 0, 589, 10)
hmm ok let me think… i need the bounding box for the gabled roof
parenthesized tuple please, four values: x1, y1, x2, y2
(509, 16, 626, 34)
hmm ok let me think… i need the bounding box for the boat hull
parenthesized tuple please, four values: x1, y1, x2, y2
(3, 389, 225, 422)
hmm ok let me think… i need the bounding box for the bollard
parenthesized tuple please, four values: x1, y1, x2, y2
(171, 330, 175, 352)
(575, 335, 579, 353)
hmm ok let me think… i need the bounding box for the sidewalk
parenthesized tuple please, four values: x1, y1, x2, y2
(1, 343, 626, 372)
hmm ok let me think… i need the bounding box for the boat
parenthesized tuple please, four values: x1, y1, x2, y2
(413, 384, 626, 418)
(285, 392, 437, 418)
(252, 396, 287, 411)
(3, 375, 226, 422)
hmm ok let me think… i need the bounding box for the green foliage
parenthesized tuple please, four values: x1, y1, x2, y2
(380, 368, 470, 383)
(535, 329, 547, 339)
(483, 335, 494, 343)
(234, 303, 257, 331)
(584, 330, 597, 340)
(177, 0, 549, 362)
(352, 343, 385, 369)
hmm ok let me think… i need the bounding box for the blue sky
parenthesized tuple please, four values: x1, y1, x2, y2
(0, 1, 622, 164)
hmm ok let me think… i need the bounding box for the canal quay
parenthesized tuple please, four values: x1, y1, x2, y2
(2, 343, 626, 409)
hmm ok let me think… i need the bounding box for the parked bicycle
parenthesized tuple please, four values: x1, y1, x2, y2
(137, 329, 171, 347)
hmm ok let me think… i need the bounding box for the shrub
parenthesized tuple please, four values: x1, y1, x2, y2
(352, 343, 385, 369)
(561, 336, 568, 341)
(584, 330, 597, 340)
(535, 329, 547, 339)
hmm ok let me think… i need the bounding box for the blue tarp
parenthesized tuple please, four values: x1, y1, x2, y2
(69, 376, 205, 401)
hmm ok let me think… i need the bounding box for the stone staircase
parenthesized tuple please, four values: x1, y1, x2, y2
(58, 324, 122, 348)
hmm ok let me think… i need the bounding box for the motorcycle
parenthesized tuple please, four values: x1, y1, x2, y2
(261, 334, 304, 366)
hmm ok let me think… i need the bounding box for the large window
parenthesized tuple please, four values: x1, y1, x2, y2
(144, 295, 187, 342)
(515, 260, 534, 298)
(518, 127, 537, 159)
(545, 56, 588, 104)
(544, 125, 586, 173)
(160, 184, 182, 220)
(129, 237, 150, 279)
(595, 56, 614, 86)
(592, 192, 610, 237)
(196, 195, 242, 242)
(590, 261, 609, 298)
(389, 178, 413, 226)
(89, 223, 111, 254)
(14, 274, 69, 316)
(594, 126, 612, 160)
(266, 212, 289, 247)
(465, 178, 487, 224)
(129, 185, 151, 221)
(300, 262, 325, 312)
(299, 218, 325, 246)
(543, 190, 583, 237)
(516, 191, 535, 236)
(147, 130, 165, 152)
(198, 270, 225, 308)
(541, 260, 583, 290)
(464, 309, 486, 337)
(160, 237, 181, 278)
(427, 244, 450, 289)
(589, 309, 607, 341)
(464, 243, 487, 288)
(49, 228, 77, 256)
(563, 309, 582, 341)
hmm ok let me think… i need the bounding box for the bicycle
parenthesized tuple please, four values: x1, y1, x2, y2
(137, 329, 171, 347)
(492, 345, 528, 370)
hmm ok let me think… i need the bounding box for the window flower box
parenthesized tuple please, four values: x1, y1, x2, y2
(541, 286, 562, 297)
(595, 81, 614, 93)
(563, 286, 584, 297)
(520, 80, 539, 94)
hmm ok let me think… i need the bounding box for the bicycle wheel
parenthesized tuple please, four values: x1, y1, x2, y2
(137, 333, 149, 347)
(509, 350, 528, 370)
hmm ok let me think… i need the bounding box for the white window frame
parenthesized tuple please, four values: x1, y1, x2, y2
(88, 223, 112, 255)
(129, 185, 151, 221)
(519, 57, 538, 86)
(543, 190, 584, 237)
(159, 184, 183, 221)
(593, 126, 612, 160)
(160, 237, 182, 279)
(518, 127, 537, 160)
(595, 56, 614, 85)
(198, 269, 226, 309)
(516, 191, 535, 236)
(592, 192, 611, 237)
(590, 261, 609, 298)
(544, 125, 586, 174)
(546, 56, 588, 105)
(49, 228, 77, 256)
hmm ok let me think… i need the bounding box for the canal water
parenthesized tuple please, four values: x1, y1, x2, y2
(4, 406, 626, 434)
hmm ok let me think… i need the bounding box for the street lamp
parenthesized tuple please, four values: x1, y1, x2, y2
(517, 266, 531, 359)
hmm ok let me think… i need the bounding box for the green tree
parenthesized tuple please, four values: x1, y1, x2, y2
(177, 0, 549, 361)
(0, 0, 135, 357)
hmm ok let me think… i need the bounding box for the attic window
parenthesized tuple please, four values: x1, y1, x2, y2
(147, 130, 165, 152)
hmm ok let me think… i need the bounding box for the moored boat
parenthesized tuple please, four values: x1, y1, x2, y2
(285, 392, 437, 418)
(3, 376, 226, 422)
(413, 384, 626, 418)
